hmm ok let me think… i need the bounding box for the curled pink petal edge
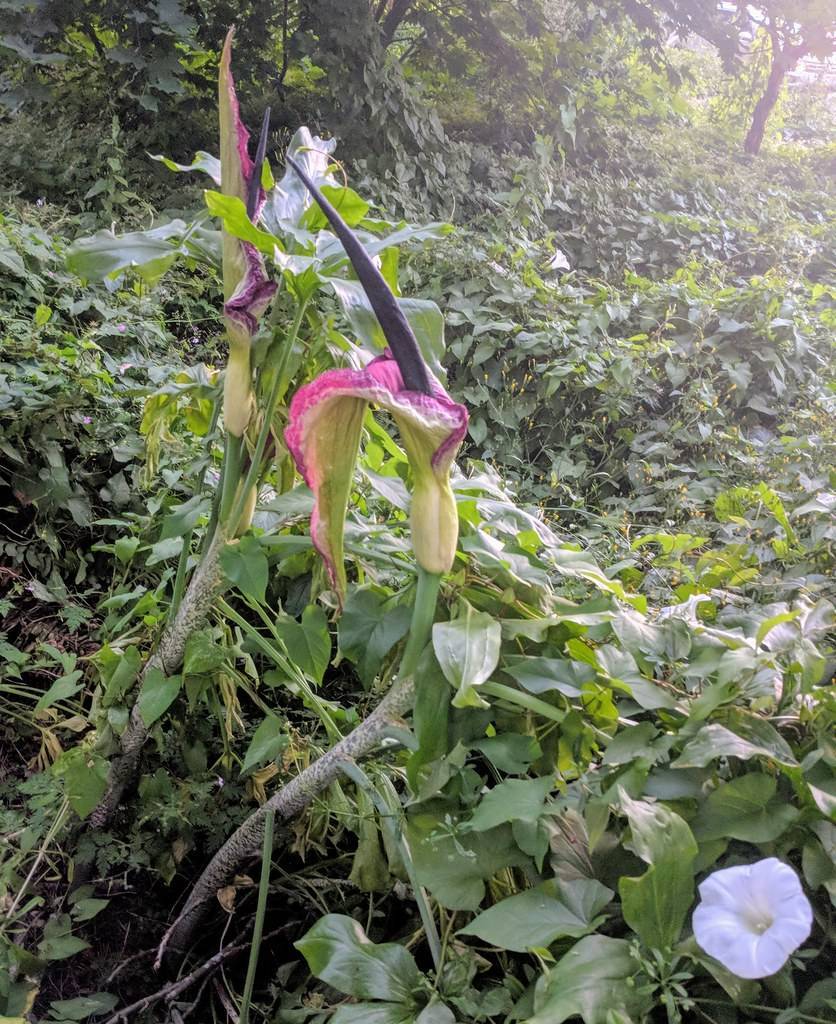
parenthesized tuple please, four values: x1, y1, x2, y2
(285, 351, 468, 484)
(224, 242, 278, 336)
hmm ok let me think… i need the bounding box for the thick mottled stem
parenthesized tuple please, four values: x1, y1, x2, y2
(155, 673, 415, 964)
(88, 529, 228, 829)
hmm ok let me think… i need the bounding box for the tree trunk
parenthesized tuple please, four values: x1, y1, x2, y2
(743, 38, 806, 156)
(381, 0, 415, 44)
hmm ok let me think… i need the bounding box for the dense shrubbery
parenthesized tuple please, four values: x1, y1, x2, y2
(0, 6, 834, 1024)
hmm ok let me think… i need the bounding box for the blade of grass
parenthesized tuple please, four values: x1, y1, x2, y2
(239, 808, 275, 1024)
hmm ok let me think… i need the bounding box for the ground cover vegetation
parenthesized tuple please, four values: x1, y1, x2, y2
(0, 2, 834, 1023)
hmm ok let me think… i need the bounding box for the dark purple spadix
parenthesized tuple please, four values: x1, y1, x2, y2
(286, 155, 432, 396)
(247, 106, 271, 220)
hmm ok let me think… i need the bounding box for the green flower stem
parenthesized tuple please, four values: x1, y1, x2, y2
(239, 808, 274, 1024)
(218, 431, 244, 526)
(155, 568, 443, 963)
(400, 569, 442, 678)
(481, 681, 566, 724)
(227, 299, 309, 531)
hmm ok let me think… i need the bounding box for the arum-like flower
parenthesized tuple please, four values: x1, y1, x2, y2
(286, 350, 467, 598)
(282, 158, 467, 600)
(692, 858, 813, 979)
(219, 29, 277, 437)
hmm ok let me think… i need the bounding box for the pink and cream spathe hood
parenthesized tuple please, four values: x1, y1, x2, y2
(285, 350, 468, 601)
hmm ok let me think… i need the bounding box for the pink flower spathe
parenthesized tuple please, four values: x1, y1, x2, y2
(285, 351, 467, 600)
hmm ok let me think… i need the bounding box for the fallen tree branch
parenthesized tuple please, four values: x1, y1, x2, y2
(89, 528, 228, 829)
(155, 672, 416, 965)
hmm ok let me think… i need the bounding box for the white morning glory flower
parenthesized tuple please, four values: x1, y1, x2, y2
(693, 857, 813, 979)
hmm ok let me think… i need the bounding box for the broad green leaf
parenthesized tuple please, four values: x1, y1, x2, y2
(472, 733, 542, 774)
(502, 657, 589, 697)
(328, 278, 446, 379)
(150, 150, 220, 183)
(602, 722, 663, 766)
(807, 774, 836, 818)
(468, 776, 553, 832)
(800, 978, 836, 1015)
(526, 935, 649, 1024)
(145, 536, 183, 566)
(70, 898, 109, 922)
(183, 629, 228, 675)
(407, 813, 526, 910)
(673, 722, 798, 769)
(34, 303, 51, 325)
(694, 774, 798, 842)
(756, 609, 802, 647)
(66, 221, 192, 283)
(618, 791, 697, 950)
(274, 604, 331, 684)
(362, 220, 454, 258)
(595, 644, 677, 709)
(47, 993, 118, 1020)
(433, 603, 501, 708)
(302, 184, 370, 229)
(241, 715, 288, 774)
(52, 748, 108, 820)
(716, 646, 756, 686)
(35, 669, 82, 711)
(612, 609, 666, 657)
(715, 484, 796, 546)
(114, 536, 140, 564)
(38, 914, 90, 961)
(160, 495, 211, 540)
(0, 244, 26, 277)
(459, 877, 612, 951)
(220, 535, 269, 604)
(294, 914, 421, 1003)
(137, 668, 182, 727)
(100, 645, 142, 707)
(416, 1002, 456, 1024)
(339, 588, 412, 688)
(331, 1004, 415, 1024)
(204, 189, 284, 256)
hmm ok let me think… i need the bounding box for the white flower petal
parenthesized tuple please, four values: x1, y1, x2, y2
(750, 858, 797, 905)
(755, 933, 793, 976)
(698, 864, 748, 905)
(692, 858, 813, 980)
